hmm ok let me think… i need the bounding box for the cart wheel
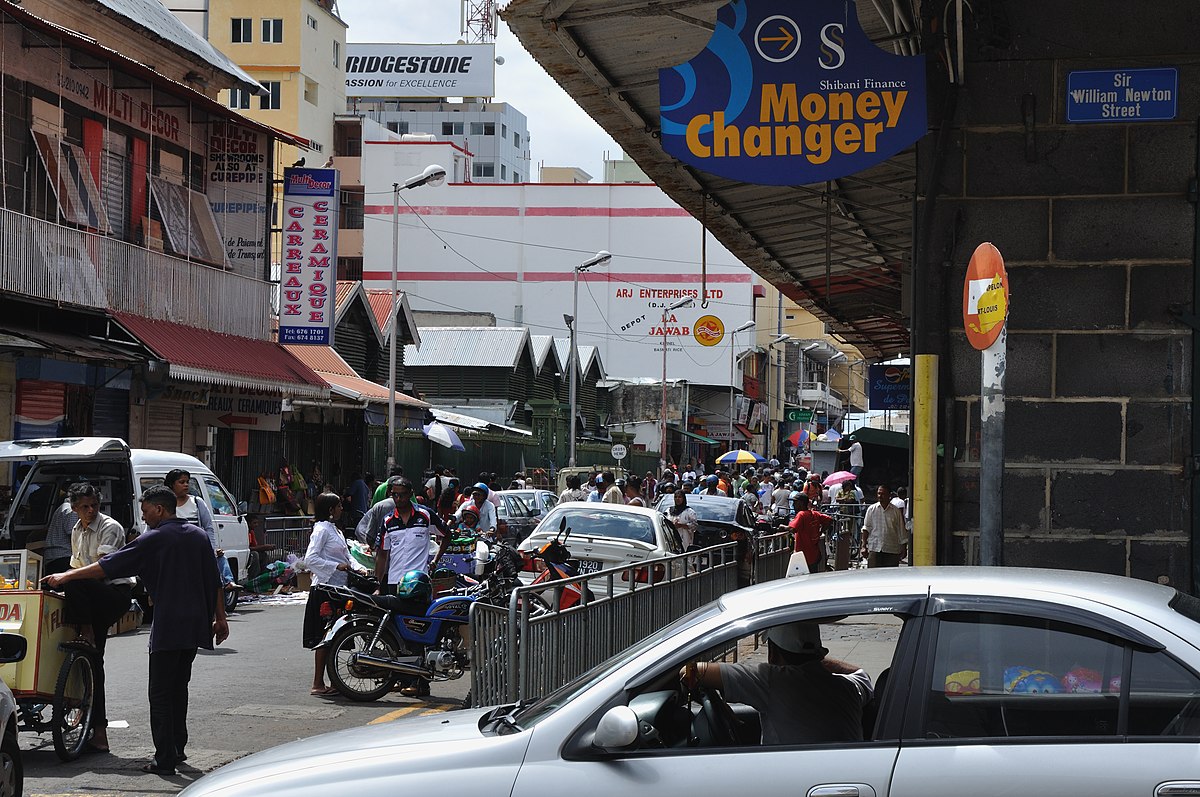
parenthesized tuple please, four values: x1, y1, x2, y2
(52, 651, 94, 762)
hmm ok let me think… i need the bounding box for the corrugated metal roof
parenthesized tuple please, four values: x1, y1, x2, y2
(530, 334, 562, 374)
(554, 338, 602, 381)
(113, 313, 327, 396)
(365, 289, 421, 348)
(284, 344, 429, 407)
(405, 327, 531, 368)
(88, 0, 263, 91)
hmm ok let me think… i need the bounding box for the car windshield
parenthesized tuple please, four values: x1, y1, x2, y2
(656, 496, 738, 522)
(512, 602, 721, 728)
(549, 507, 656, 544)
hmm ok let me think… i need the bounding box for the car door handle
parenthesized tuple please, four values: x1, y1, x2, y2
(809, 787, 872, 797)
(1158, 784, 1200, 797)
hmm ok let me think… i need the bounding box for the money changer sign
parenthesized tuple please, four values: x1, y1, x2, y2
(659, 0, 927, 185)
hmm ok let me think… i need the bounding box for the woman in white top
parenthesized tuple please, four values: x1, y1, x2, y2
(303, 492, 366, 696)
(166, 468, 236, 589)
(665, 489, 700, 550)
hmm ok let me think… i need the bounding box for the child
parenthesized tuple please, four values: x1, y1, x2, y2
(437, 506, 483, 575)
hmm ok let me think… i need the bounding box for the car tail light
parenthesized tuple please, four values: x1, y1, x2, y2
(622, 564, 666, 583)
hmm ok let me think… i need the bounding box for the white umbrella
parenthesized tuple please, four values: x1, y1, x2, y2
(423, 422, 465, 451)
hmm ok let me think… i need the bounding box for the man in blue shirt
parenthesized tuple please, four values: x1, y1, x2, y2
(45, 485, 228, 777)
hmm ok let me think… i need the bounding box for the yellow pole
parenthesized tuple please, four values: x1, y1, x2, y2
(912, 354, 938, 566)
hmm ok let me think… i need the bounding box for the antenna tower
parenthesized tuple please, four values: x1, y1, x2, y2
(461, 0, 499, 43)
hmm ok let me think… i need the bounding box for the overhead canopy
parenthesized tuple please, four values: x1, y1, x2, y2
(504, 0, 916, 357)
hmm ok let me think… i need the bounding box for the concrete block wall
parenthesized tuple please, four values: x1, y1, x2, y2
(926, 0, 1197, 585)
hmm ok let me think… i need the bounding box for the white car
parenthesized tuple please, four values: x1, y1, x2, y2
(516, 503, 684, 576)
(0, 633, 26, 797)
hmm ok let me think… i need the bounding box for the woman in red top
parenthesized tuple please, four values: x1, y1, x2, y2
(788, 493, 833, 572)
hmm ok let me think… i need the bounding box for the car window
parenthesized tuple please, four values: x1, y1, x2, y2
(662, 517, 684, 553)
(139, 476, 200, 498)
(203, 477, 237, 516)
(609, 610, 910, 751)
(554, 508, 656, 544)
(542, 492, 558, 510)
(922, 613, 1126, 739)
(1129, 648, 1200, 736)
(507, 494, 530, 517)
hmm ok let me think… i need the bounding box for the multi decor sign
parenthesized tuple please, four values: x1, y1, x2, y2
(278, 168, 340, 346)
(659, 0, 926, 185)
(345, 44, 496, 98)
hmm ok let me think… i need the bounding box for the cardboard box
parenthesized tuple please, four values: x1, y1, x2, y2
(108, 604, 143, 636)
(294, 571, 313, 591)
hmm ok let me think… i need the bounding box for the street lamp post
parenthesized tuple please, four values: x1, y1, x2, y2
(728, 321, 755, 447)
(388, 164, 447, 471)
(660, 296, 695, 472)
(567, 250, 612, 467)
(764, 334, 790, 461)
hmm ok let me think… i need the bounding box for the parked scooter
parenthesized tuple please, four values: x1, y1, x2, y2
(521, 518, 592, 612)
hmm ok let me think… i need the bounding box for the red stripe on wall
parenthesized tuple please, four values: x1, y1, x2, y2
(362, 271, 754, 283)
(362, 205, 692, 218)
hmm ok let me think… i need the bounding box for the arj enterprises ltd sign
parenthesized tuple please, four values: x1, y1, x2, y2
(345, 43, 495, 98)
(659, 0, 926, 185)
(278, 168, 339, 346)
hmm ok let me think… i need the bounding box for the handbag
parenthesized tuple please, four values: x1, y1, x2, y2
(257, 476, 276, 506)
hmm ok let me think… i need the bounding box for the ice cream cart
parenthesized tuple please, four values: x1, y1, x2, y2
(0, 551, 95, 761)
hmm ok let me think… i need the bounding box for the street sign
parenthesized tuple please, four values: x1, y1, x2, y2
(610, 444, 628, 461)
(194, 389, 283, 432)
(785, 408, 814, 423)
(962, 242, 1009, 351)
(1066, 68, 1177, 123)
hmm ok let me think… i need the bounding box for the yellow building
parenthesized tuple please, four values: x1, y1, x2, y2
(171, 0, 348, 262)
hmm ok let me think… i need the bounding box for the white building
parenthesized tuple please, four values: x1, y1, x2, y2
(348, 98, 531, 184)
(347, 128, 759, 388)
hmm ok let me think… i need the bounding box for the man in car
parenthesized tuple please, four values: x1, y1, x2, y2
(681, 621, 873, 745)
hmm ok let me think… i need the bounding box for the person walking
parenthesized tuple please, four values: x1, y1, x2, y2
(45, 485, 228, 776)
(558, 474, 584, 503)
(860, 485, 907, 568)
(623, 476, 645, 507)
(666, 489, 700, 550)
(600, 472, 624, 504)
(788, 494, 834, 572)
(165, 469, 237, 593)
(303, 492, 367, 696)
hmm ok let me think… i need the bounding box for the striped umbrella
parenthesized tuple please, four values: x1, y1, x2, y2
(786, 429, 811, 447)
(716, 449, 767, 465)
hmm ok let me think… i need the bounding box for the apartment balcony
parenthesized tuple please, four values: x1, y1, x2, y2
(798, 381, 845, 412)
(0, 208, 270, 339)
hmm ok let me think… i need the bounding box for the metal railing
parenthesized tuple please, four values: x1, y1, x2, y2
(259, 515, 314, 563)
(0, 207, 271, 338)
(470, 533, 808, 707)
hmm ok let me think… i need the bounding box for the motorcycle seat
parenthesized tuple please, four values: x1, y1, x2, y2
(372, 593, 432, 615)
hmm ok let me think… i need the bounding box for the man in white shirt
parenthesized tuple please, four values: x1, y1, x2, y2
(847, 436, 864, 477)
(860, 485, 906, 568)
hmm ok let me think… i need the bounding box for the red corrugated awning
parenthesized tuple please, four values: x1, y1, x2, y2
(734, 424, 755, 441)
(112, 313, 328, 397)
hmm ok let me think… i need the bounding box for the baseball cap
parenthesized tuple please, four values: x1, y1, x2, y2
(767, 621, 827, 657)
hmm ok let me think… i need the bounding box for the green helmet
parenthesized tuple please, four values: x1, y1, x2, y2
(395, 569, 432, 601)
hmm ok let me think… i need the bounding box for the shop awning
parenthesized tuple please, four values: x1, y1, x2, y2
(671, 426, 720, 445)
(112, 313, 328, 397)
(283, 345, 428, 408)
(0, 325, 147, 363)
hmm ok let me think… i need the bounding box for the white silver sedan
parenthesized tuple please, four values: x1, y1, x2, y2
(181, 568, 1200, 797)
(516, 503, 685, 576)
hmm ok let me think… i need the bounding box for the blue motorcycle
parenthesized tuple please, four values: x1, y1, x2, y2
(316, 579, 475, 701)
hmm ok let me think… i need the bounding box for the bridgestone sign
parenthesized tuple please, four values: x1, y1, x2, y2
(345, 43, 496, 98)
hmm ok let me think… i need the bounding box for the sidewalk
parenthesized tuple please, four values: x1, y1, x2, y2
(735, 614, 902, 682)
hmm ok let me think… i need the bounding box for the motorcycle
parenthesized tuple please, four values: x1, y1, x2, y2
(316, 581, 475, 702)
(522, 518, 593, 613)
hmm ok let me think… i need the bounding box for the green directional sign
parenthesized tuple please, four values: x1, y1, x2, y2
(786, 408, 814, 423)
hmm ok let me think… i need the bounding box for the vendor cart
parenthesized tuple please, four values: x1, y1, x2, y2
(0, 551, 95, 761)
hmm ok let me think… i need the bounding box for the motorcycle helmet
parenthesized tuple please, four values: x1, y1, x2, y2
(394, 569, 432, 601)
(706, 475, 719, 486)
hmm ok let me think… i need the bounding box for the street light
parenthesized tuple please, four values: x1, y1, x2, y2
(764, 334, 790, 461)
(568, 250, 612, 467)
(727, 320, 755, 447)
(660, 296, 694, 472)
(388, 164, 447, 470)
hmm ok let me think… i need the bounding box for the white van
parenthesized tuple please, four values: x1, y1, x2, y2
(0, 437, 250, 580)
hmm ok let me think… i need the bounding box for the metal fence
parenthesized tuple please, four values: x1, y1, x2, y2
(259, 515, 315, 563)
(471, 532, 797, 707)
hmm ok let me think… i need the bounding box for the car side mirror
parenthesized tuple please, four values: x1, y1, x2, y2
(0, 633, 27, 664)
(592, 705, 641, 751)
